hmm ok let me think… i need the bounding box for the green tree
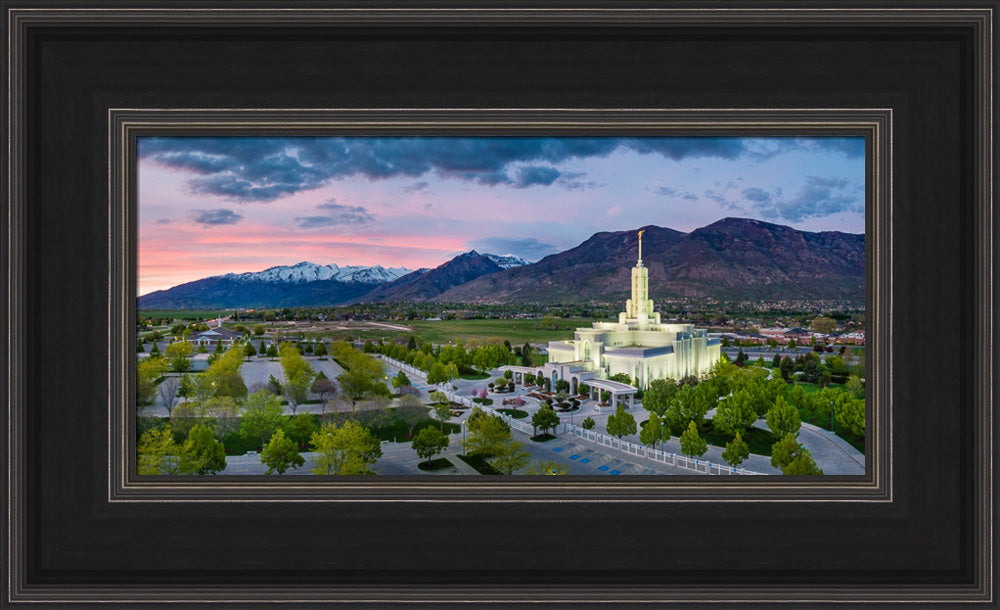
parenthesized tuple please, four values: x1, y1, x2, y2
(280, 343, 314, 384)
(721, 431, 750, 468)
(765, 396, 801, 439)
(411, 426, 449, 465)
(426, 361, 447, 385)
(260, 429, 305, 474)
(768, 338, 778, 351)
(779, 356, 796, 381)
(462, 407, 512, 457)
(846, 374, 864, 397)
(521, 342, 533, 367)
(771, 433, 823, 474)
(178, 424, 227, 475)
(664, 382, 716, 432)
(488, 440, 532, 475)
(266, 374, 283, 396)
(834, 396, 866, 438)
(810, 316, 837, 335)
(606, 404, 637, 439)
(581, 417, 596, 430)
(640, 378, 678, 417)
(432, 401, 453, 431)
(149, 341, 161, 357)
(137, 339, 145, 353)
(531, 404, 560, 437)
(283, 370, 313, 415)
(783, 452, 824, 475)
(137, 356, 168, 406)
(392, 370, 411, 389)
(311, 420, 382, 475)
(679, 420, 708, 458)
(137, 427, 180, 474)
(338, 368, 376, 411)
(243, 341, 256, 359)
(284, 412, 318, 448)
(639, 411, 668, 450)
(787, 338, 797, 350)
(165, 340, 194, 372)
(240, 389, 285, 450)
(713, 390, 758, 437)
(314, 341, 328, 357)
(254, 324, 265, 336)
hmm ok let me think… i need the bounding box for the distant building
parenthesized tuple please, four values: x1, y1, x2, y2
(501, 231, 721, 408)
(191, 318, 242, 348)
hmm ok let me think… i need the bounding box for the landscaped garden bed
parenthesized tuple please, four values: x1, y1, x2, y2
(417, 457, 454, 471)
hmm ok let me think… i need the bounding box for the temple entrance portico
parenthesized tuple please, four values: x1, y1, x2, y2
(584, 378, 638, 410)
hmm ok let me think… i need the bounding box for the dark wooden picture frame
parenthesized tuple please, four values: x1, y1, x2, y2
(4, 3, 995, 605)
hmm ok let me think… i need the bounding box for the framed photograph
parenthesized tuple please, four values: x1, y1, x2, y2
(5, 3, 995, 606)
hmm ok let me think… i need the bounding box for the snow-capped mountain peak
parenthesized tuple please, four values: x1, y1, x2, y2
(219, 262, 411, 285)
(482, 253, 529, 269)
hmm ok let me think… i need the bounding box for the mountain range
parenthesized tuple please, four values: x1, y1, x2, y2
(137, 218, 864, 309)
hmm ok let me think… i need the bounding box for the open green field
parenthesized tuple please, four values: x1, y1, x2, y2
(393, 318, 580, 345)
(139, 309, 234, 321)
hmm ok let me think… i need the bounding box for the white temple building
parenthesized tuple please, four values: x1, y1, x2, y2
(504, 230, 721, 408)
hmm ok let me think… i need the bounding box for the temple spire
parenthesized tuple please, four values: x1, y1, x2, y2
(637, 229, 644, 265)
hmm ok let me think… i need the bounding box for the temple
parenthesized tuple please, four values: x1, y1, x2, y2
(506, 230, 721, 409)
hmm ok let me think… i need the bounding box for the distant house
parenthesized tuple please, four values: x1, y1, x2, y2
(840, 331, 866, 345)
(192, 319, 242, 348)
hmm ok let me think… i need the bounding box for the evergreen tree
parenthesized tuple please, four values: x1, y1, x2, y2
(260, 429, 305, 474)
(722, 432, 750, 468)
(679, 420, 708, 458)
(178, 424, 227, 475)
(605, 404, 637, 439)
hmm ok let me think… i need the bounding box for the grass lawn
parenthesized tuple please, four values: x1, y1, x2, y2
(457, 453, 502, 475)
(795, 381, 849, 394)
(798, 409, 866, 454)
(460, 370, 491, 380)
(138, 309, 234, 321)
(700, 423, 777, 456)
(400, 318, 580, 345)
(417, 457, 454, 471)
(496, 408, 528, 419)
(658, 418, 778, 456)
(374, 416, 460, 443)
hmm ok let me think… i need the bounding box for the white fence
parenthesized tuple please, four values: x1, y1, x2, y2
(377, 355, 429, 383)
(567, 425, 763, 475)
(379, 355, 762, 476)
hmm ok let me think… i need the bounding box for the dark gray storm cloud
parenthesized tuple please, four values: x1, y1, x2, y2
(515, 166, 561, 188)
(742, 176, 861, 222)
(465, 236, 560, 262)
(138, 136, 817, 203)
(294, 199, 375, 229)
(191, 208, 243, 225)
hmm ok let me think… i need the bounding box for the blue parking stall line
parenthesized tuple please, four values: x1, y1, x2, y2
(568, 454, 579, 460)
(598, 465, 609, 471)
(579, 458, 590, 463)
(610, 470, 621, 475)
(552, 447, 562, 452)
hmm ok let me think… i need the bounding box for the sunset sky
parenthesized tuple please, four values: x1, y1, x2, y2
(138, 136, 865, 296)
